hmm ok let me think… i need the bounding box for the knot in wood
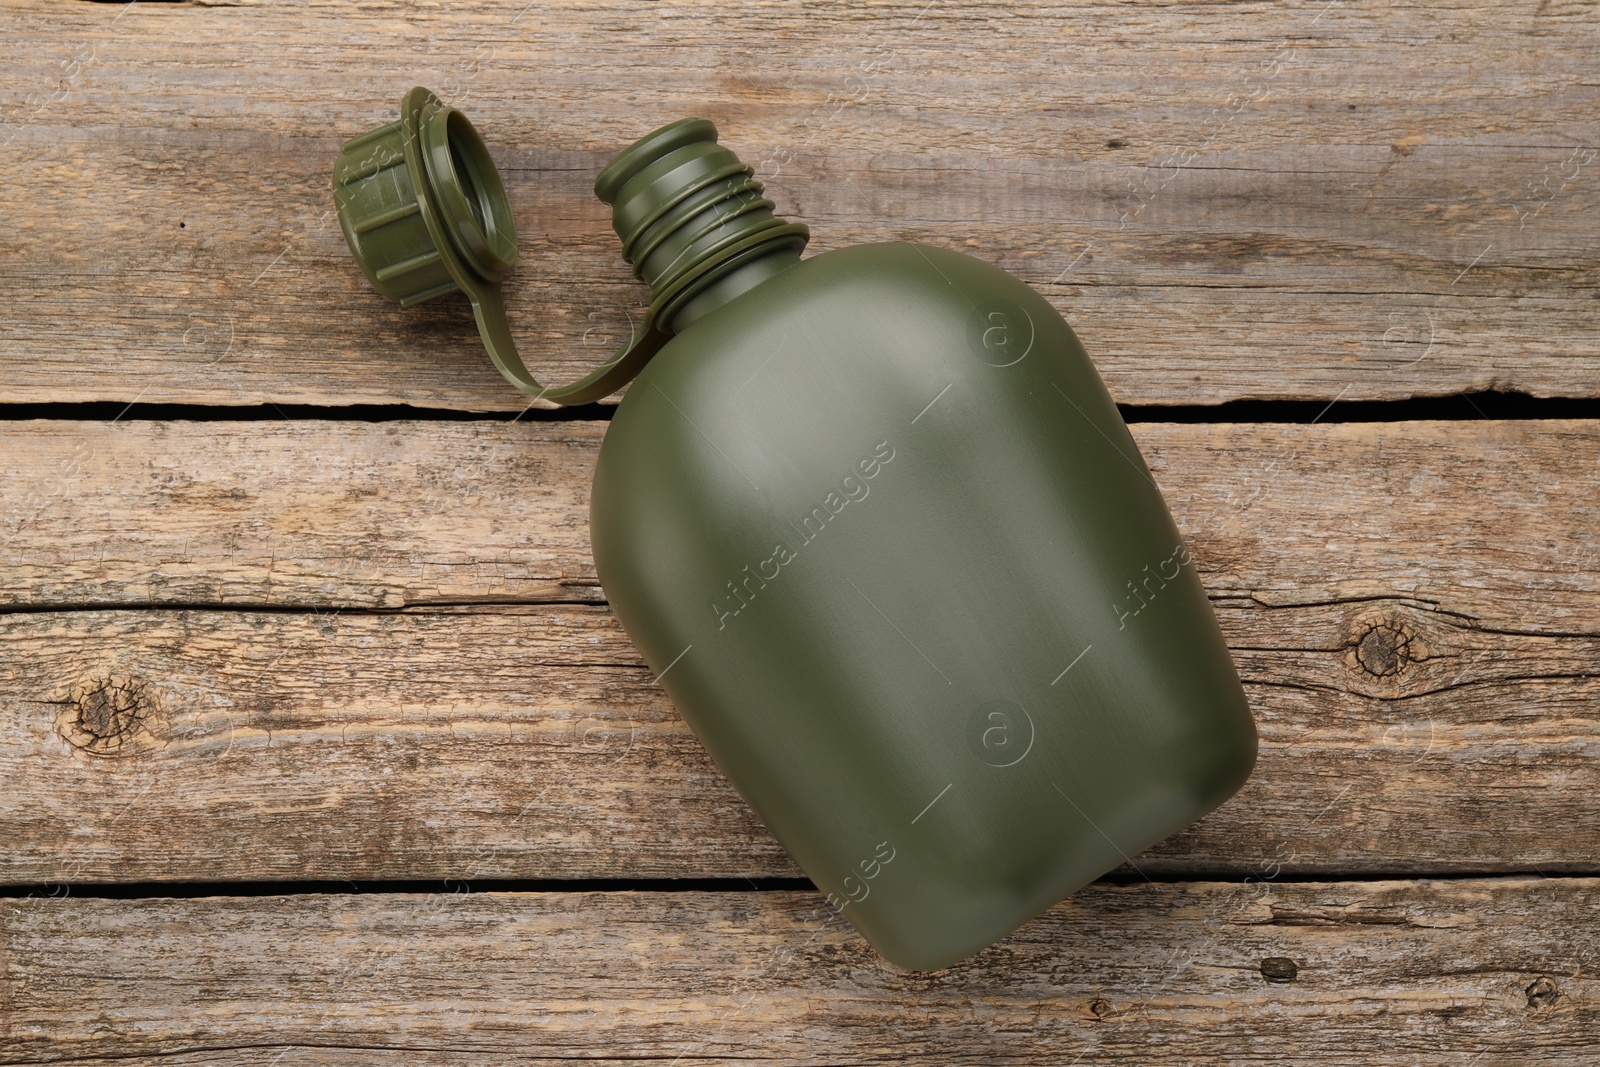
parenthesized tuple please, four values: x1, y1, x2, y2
(1260, 956, 1299, 983)
(1526, 976, 1560, 1009)
(1088, 996, 1112, 1018)
(1355, 622, 1411, 677)
(59, 675, 159, 756)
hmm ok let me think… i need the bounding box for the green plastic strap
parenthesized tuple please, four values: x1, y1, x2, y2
(468, 284, 671, 407)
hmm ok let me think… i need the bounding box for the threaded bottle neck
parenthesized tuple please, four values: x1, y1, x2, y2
(594, 119, 808, 331)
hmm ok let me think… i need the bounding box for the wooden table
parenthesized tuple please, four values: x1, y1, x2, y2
(3, 1, 1597, 1062)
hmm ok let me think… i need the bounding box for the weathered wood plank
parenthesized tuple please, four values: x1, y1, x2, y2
(6, 418, 1600, 622)
(3, 598, 1595, 883)
(1, 418, 1597, 882)
(2, 878, 1595, 1064)
(2, 0, 1596, 407)
(1, 420, 608, 609)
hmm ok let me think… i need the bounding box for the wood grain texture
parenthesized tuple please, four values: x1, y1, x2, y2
(2, 879, 1595, 1064)
(3, 0, 1597, 408)
(2, 419, 1596, 882)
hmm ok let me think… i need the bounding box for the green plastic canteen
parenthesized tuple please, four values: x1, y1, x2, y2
(332, 89, 1259, 972)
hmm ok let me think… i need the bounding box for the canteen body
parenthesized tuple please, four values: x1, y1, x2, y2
(590, 240, 1257, 971)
